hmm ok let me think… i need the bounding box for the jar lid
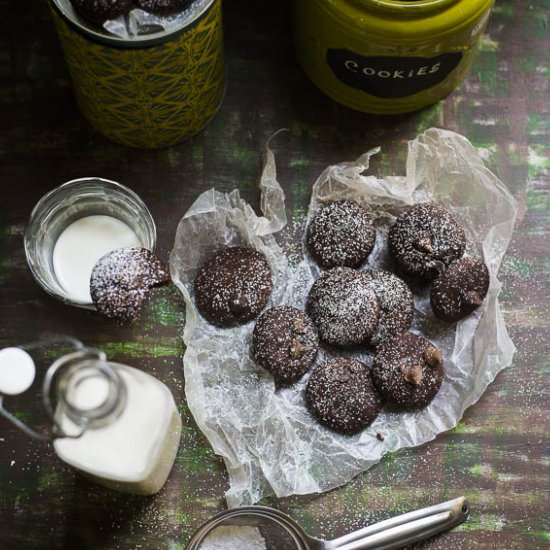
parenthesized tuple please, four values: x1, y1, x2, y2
(349, 0, 460, 17)
(321, 0, 493, 41)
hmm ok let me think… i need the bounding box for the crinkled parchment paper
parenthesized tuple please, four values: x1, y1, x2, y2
(103, 0, 212, 38)
(170, 128, 518, 507)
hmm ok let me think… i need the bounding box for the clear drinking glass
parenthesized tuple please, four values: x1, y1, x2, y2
(24, 177, 156, 309)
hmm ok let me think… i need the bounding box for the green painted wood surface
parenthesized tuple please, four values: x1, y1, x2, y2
(0, 0, 548, 548)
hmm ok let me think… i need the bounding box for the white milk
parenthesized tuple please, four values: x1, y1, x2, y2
(54, 363, 182, 495)
(52, 215, 141, 303)
(69, 373, 111, 411)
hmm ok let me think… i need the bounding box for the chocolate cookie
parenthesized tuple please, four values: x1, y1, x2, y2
(135, 0, 192, 15)
(388, 204, 466, 280)
(71, 0, 134, 25)
(365, 270, 414, 348)
(372, 333, 444, 410)
(90, 247, 170, 323)
(194, 246, 272, 328)
(253, 306, 318, 386)
(306, 358, 382, 434)
(431, 257, 489, 322)
(306, 200, 376, 269)
(306, 267, 380, 347)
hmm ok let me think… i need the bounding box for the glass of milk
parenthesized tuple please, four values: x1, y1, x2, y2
(24, 177, 156, 308)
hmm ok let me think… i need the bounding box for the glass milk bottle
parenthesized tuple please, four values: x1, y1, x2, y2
(0, 342, 182, 496)
(52, 349, 182, 495)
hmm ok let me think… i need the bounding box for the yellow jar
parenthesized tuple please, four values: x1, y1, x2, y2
(293, 0, 493, 114)
(50, 0, 225, 148)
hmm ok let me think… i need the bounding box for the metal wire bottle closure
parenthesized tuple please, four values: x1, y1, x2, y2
(0, 341, 126, 441)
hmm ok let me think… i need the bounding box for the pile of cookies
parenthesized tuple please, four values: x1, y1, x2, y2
(193, 200, 489, 436)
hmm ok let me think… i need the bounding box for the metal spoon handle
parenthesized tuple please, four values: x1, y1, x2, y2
(325, 497, 468, 550)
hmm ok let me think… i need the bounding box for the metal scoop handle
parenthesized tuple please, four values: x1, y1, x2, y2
(185, 497, 468, 550)
(324, 496, 468, 550)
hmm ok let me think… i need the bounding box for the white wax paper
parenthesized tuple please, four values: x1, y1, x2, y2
(103, 0, 212, 39)
(170, 128, 518, 507)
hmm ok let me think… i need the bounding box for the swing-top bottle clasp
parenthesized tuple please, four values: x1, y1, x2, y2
(0, 338, 127, 441)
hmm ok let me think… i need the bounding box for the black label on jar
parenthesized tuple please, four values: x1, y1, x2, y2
(326, 49, 463, 98)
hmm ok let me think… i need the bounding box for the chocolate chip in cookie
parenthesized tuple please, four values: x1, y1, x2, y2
(194, 246, 272, 328)
(372, 333, 444, 410)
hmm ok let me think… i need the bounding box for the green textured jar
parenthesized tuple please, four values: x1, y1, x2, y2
(293, 0, 493, 114)
(49, 0, 224, 148)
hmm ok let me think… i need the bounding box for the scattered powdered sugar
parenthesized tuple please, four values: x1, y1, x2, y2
(199, 526, 267, 550)
(171, 128, 518, 506)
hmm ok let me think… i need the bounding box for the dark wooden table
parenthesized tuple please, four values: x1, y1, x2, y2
(1, 1, 548, 548)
